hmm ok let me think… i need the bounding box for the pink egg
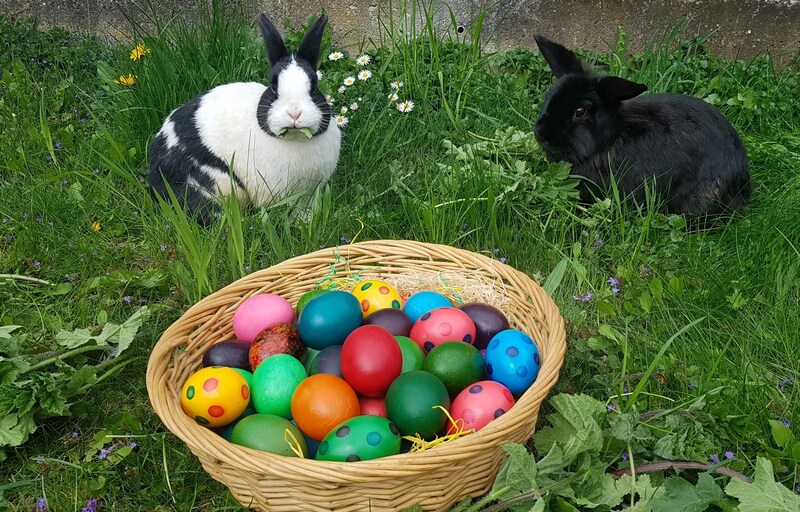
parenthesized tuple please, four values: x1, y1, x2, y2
(449, 380, 515, 433)
(408, 307, 476, 353)
(232, 294, 295, 343)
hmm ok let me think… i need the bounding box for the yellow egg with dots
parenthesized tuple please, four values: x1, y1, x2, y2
(181, 366, 250, 428)
(351, 280, 403, 318)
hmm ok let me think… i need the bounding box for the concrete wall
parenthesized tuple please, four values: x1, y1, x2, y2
(2, 0, 799, 62)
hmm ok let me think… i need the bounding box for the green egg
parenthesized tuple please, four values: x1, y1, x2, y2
(395, 335, 426, 373)
(316, 415, 402, 462)
(296, 288, 329, 315)
(250, 354, 306, 418)
(385, 371, 450, 439)
(214, 405, 257, 441)
(231, 413, 309, 457)
(422, 341, 484, 398)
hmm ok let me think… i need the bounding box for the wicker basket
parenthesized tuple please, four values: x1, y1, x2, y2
(146, 240, 566, 512)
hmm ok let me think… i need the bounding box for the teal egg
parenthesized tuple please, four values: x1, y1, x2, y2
(297, 291, 362, 350)
(251, 354, 306, 418)
(316, 415, 402, 462)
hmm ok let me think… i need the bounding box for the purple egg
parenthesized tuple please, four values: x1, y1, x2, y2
(459, 303, 511, 350)
(309, 344, 344, 378)
(363, 308, 413, 337)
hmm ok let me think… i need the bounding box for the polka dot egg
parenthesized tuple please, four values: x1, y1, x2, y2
(181, 366, 250, 428)
(449, 380, 515, 433)
(316, 415, 402, 462)
(484, 329, 541, 395)
(408, 307, 477, 353)
(351, 280, 403, 318)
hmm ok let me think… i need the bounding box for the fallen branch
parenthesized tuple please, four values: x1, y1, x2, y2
(612, 460, 753, 483)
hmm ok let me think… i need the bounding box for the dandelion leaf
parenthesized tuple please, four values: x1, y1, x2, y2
(495, 442, 538, 494)
(0, 412, 37, 449)
(725, 457, 800, 512)
(533, 393, 605, 462)
(651, 473, 731, 512)
(299, 127, 314, 138)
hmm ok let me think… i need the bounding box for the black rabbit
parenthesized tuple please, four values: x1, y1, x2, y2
(532, 35, 751, 223)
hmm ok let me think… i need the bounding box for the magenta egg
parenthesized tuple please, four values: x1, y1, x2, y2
(408, 307, 477, 353)
(449, 380, 515, 433)
(232, 294, 295, 343)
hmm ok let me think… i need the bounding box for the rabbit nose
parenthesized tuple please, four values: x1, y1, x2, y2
(288, 109, 302, 122)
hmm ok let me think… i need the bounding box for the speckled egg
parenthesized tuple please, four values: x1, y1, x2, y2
(403, 291, 452, 324)
(249, 322, 306, 371)
(449, 381, 515, 433)
(351, 280, 403, 318)
(232, 294, 296, 343)
(297, 291, 363, 350)
(181, 366, 250, 428)
(484, 329, 541, 395)
(408, 307, 477, 353)
(459, 302, 511, 351)
(316, 415, 402, 462)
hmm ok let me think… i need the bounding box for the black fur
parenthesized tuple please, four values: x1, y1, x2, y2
(533, 35, 751, 223)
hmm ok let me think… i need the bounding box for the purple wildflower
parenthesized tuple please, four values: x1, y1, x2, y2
(93, 168, 100, 174)
(36, 498, 47, 511)
(54, 141, 63, 150)
(144, 257, 151, 262)
(492, 247, 500, 254)
(779, 377, 794, 391)
(499, 257, 507, 264)
(98, 447, 112, 459)
(319, 244, 326, 249)
(123, 296, 133, 303)
(244, 265, 251, 271)
(608, 277, 621, 293)
(572, 291, 594, 302)
(159, 244, 167, 251)
(72, 432, 79, 438)
(23, 212, 29, 220)
(6, 234, 14, 241)
(33, 455, 45, 464)
(461, 223, 468, 231)
(709, 454, 720, 464)
(621, 452, 628, 461)
(128, 441, 138, 449)
(82, 498, 98, 512)
(46, 155, 53, 162)
(36, 216, 42, 222)
(780, 419, 791, 427)
(607, 404, 615, 412)
(133, 210, 139, 216)
(592, 238, 604, 249)
(91, 250, 98, 257)
(33, 260, 41, 268)
(724, 451, 736, 459)
(796, 483, 800, 494)
(340, 236, 351, 243)
(2, 217, 7, 223)
(688, 383, 696, 390)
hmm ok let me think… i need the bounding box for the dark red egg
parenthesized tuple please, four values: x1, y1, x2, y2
(359, 395, 388, 417)
(362, 308, 413, 337)
(458, 303, 511, 350)
(249, 323, 306, 371)
(340, 325, 403, 397)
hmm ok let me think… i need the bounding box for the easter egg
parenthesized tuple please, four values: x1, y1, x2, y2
(202, 340, 252, 371)
(351, 280, 403, 318)
(449, 381, 516, 433)
(340, 325, 403, 397)
(250, 354, 307, 418)
(291, 374, 361, 441)
(292, 419, 322, 458)
(296, 288, 329, 315)
(385, 371, 450, 439)
(214, 405, 257, 441)
(403, 291, 452, 324)
(297, 291, 362, 350)
(409, 307, 477, 353)
(485, 329, 541, 395)
(232, 368, 253, 392)
(359, 396, 387, 417)
(232, 294, 295, 343)
(422, 341, 485, 397)
(249, 322, 306, 371)
(459, 303, 511, 350)
(308, 344, 344, 378)
(181, 366, 250, 428)
(316, 415, 402, 462)
(395, 335, 426, 374)
(231, 414, 308, 457)
(363, 308, 413, 337)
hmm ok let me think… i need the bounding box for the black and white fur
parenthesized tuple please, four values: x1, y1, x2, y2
(533, 35, 751, 223)
(148, 14, 341, 224)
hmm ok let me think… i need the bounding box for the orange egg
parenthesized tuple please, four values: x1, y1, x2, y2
(291, 374, 360, 441)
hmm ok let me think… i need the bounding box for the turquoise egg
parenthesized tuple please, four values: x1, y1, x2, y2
(403, 291, 452, 324)
(297, 291, 362, 350)
(485, 329, 541, 395)
(316, 415, 402, 462)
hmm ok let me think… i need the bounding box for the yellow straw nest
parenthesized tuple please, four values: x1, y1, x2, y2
(146, 240, 567, 511)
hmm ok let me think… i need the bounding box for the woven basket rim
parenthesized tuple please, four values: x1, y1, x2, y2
(146, 239, 567, 481)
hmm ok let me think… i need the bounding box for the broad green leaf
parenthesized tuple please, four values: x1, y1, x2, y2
(543, 257, 569, 295)
(55, 327, 96, 349)
(573, 473, 628, 509)
(609, 412, 654, 444)
(534, 394, 605, 464)
(668, 276, 684, 297)
(112, 306, 151, 355)
(0, 412, 36, 447)
(0, 325, 22, 339)
(649, 278, 664, 301)
(725, 457, 800, 512)
(652, 473, 726, 512)
(625, 474, 666, 511)
(495, 442, 538, 494)
(768, 419, 795, 449)
(639, 291, 653, 313)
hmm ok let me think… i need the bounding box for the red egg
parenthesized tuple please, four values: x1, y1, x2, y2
(359, 395, 387, 418)
(449, 380, 515, 433)
(340, 325, 403, 397)
(409, 307, 477, 353)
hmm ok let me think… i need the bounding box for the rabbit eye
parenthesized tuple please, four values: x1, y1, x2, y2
(574, 106, 586, 118)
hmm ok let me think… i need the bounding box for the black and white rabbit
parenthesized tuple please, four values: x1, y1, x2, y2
(147, 14, 341, 224)
(532, 34, 751, 222)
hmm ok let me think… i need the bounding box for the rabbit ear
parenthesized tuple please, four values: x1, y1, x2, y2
(598, 76, 647, 104)
(297, 14, 328, 67)
(534, 34, 585, 78)
(259, 14, 288, 66)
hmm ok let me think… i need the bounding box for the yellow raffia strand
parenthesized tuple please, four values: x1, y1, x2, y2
(402, 406, 474, 453)
(284, 429, 305, 458)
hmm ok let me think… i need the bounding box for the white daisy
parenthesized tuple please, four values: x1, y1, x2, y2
(338, 85, 347, 94)
(356, 54, 371, 66)
(390, 80, 404, 89)
(328, 51, 344, 61)
(335, 115, 349, 126)
(357, 70, 372, 81)
(396, 100, 415, 113)
(316, 70, 323, 81)
(340, 106, 348, 114)
(325, 95, 334, 105)
(343, 76, 356, 86)
(350, 102, 359, 111)
(388, 92, 399, 102)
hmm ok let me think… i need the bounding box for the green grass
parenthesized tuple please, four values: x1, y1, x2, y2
(1, 1, 800, 510)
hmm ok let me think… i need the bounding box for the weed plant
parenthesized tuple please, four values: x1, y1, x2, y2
(1, 1, 799, 510)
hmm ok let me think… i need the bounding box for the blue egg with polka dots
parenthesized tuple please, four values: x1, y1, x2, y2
(403, 291, 453, 324)
(316, 415, 402, 462)
(484, 329, 540, 395)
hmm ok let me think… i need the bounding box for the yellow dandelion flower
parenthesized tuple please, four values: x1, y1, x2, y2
(130, 44, 151, 61)
(114, 74, 136, 86)
(92, 221, 102, 232)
